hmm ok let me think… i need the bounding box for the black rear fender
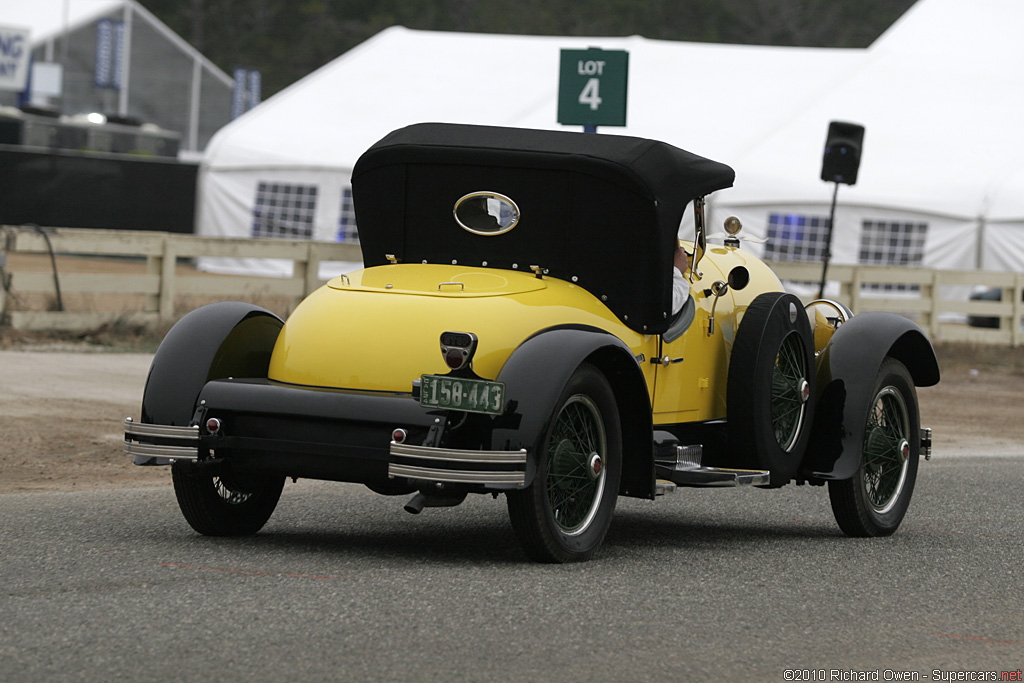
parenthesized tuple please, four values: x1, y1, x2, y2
(804, 312, 939, 480)
(141, 302, 284, 428)
(492, 326, 654, 499)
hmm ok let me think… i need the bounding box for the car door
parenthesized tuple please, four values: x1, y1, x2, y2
(650, 268, 733, 426)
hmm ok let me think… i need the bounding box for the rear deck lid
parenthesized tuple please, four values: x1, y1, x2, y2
(328, 264, 547, 297)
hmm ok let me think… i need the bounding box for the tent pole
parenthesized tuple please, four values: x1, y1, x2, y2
(975, 216, 986, 270)
(818, 181, 840, 298)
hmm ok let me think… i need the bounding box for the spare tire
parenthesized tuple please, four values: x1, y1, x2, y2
(727, 292, 815, 486)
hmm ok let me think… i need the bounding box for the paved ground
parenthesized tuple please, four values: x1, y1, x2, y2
(1, 461, 1021, 682)
(0, 347, 1021, 681)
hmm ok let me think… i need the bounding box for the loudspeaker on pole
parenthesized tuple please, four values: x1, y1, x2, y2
(820, 121, 865, 185)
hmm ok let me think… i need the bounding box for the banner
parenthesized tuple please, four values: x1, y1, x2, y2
(95, 19, 125, 90)
(0, 25, 31, 92)
(231, 68, 262, 119)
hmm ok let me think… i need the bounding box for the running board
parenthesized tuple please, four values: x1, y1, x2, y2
(653, 438, 769, 490)
(656, 466, 771, 492)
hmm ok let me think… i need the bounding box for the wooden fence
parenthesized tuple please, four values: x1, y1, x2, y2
(2, 226, 1022, 346)
(759, 261, 1023, 347)
(0, 226, 360, 331)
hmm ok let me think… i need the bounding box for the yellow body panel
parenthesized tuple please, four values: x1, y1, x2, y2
(269, 247, 782, 425)
(269, 264, 656, 394)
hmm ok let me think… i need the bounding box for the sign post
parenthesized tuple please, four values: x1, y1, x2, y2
(558, 48, 628, 133)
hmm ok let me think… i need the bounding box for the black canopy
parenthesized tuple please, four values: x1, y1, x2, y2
(352, 123, 734, 334)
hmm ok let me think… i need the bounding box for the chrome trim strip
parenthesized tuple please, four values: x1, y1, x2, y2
(390, 442, 527, 464)
(124, 419, 200, 461)
(124, 419, 199, 440)
(388, 463, 525, 485)
(731, 469, 771, 486)
(123, 441, 200, 460)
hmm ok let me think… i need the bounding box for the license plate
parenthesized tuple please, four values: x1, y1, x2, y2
(419, 375, 505, 415)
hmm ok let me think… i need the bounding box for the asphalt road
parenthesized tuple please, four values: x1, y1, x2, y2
(1, 456, 1022, 682)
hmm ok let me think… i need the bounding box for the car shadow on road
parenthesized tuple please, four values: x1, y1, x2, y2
(605, 507, 841, 553)
(149, 502, 844, 567)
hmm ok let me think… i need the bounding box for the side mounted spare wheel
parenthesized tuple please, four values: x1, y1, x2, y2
(727, 292, 815, 486)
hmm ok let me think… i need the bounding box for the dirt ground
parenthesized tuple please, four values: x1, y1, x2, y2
(1, 339, 1022, 495)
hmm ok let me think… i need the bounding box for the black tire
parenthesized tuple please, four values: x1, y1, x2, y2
(506, 364, 622, 563)
(828, 358, 919, 537)
(727, 292, 815, 485)
(172, 463, 284, 536)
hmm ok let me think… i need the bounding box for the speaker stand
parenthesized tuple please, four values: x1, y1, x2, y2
(818, 181, 840, 298)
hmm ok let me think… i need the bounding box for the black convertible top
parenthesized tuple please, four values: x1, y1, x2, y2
(352, 123, 734, 334)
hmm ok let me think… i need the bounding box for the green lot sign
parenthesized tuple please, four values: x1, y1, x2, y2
(557, 48, 629, 127)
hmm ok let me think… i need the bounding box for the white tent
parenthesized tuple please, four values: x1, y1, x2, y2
(197, 0, 1024, 279)
(718, 0, 1024, 275)
(197, 27, 858, 275)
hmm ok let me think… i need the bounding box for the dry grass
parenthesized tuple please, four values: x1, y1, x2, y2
(1, 253, 296, 351)
(931, 340, 1024, 377)
(0, 318, 168, 352)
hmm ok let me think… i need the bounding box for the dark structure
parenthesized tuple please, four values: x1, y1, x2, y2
(0, 145, 196, 233)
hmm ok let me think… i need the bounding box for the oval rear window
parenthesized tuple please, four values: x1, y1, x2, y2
(453, 192, 519, 236)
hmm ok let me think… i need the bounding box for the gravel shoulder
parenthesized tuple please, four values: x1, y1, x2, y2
(0, 346, 1021, 494)
(1, 350, 166, 493)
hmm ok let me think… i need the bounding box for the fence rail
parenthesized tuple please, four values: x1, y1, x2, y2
(2, 226, 1022, 346)
(1, 226, 361, 331)
(764, 261, 1023, 347)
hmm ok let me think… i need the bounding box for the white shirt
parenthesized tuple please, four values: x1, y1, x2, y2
(671, 266, 690, 314)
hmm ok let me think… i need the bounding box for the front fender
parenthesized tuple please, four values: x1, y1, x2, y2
(804, 312, 939, 480)
(491, 326, 654, 498)
(141, 302, 284, 428)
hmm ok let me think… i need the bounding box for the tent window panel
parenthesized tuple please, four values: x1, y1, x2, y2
(764, 212, 830, 262)
(251, 181, 318, 239)
(859, 219, 928, 293)
(337, 187, 359, 243)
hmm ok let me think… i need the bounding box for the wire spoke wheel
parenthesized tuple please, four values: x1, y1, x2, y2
(214, 476, 255, 505)
(172, 461, 284, 536)
(828, 358, 919, 537)
(545, 396, 606, 535)
(771, 331, 810, 452)
(506, 363, 621, 563)
(861, 387, 910, 513)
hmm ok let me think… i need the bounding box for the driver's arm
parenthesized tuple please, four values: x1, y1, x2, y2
(671, 247, 690, 314)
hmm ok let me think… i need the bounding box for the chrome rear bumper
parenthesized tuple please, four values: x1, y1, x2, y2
(388, 442, 527, 486)
(123, 418, 199, 461)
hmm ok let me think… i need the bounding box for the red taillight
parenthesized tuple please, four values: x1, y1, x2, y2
(392, 428, 407, 444)
(206, 417, 222, 434)
(440, 331, 477, 370)
(444, 348, 468, 369)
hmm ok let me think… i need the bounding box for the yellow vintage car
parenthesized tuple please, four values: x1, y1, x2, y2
(125, 123, 939, 562)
